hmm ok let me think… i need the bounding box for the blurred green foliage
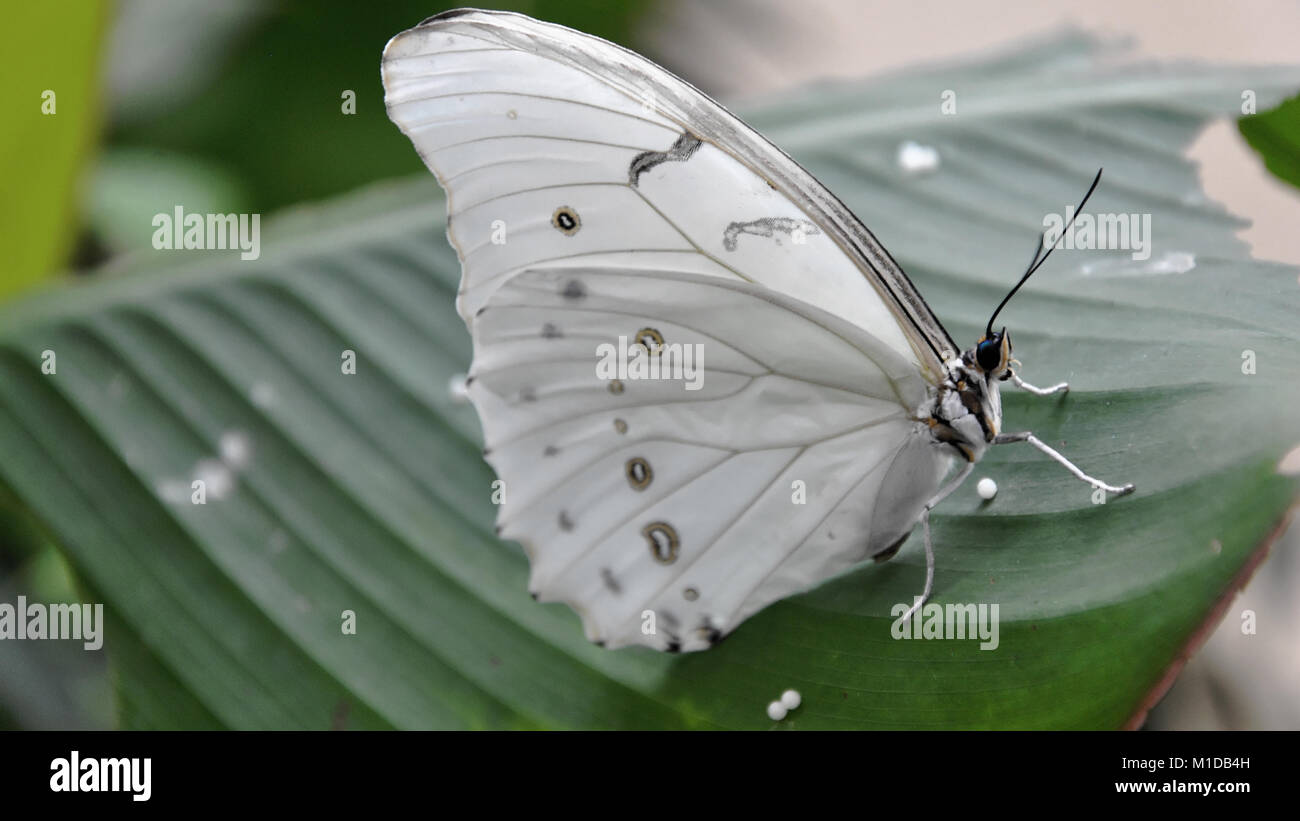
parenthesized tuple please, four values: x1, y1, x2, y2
(1240, 94, 1300, 191)
(102, 0, 652, 227)
(0, 3, 109, 297)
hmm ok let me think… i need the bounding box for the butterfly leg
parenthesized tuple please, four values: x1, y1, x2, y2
(994, 432, 1135, 495)
(1010, 372, 1068, 396)
(900, 461, 974, 625)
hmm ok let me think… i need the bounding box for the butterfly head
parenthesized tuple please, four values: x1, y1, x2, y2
(973, 328, 1015, 380)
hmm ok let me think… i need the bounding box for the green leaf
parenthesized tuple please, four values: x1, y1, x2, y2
(0, 3, 110, 296)
(1240, 93, 1300, 190)
(2, 34, 1298, 729)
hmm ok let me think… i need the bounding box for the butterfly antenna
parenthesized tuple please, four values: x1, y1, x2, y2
(985, 168, 1103, 336)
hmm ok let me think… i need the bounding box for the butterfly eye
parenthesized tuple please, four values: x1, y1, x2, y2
(975, 337, 1003, 372)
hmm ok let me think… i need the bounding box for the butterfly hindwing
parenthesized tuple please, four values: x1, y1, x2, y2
(472, 269, 949, 650)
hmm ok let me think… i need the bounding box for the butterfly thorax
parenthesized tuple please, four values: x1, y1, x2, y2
(921, 350, 1004, 463)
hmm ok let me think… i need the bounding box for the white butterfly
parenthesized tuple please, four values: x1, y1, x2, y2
(381, 9, 1133, 652)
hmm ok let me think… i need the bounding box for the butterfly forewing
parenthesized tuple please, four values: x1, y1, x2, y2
(382, 10, 954, 377)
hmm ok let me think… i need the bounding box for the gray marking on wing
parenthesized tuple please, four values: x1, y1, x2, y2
(722, 217, 820, 251)
(600, 568, 621, 594)
(561, 279, 587, 301)
(628, 132, 702, 186)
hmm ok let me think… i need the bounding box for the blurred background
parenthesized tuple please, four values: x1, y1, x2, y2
(2, 0, 1297, 729)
